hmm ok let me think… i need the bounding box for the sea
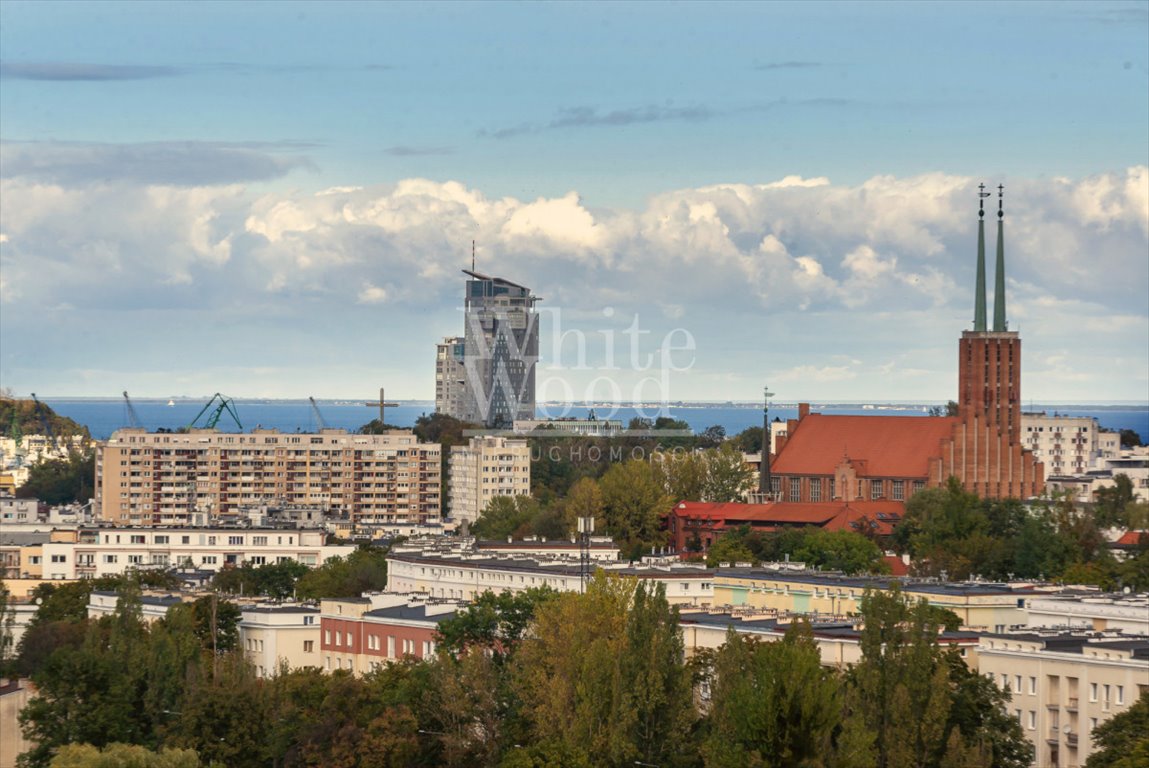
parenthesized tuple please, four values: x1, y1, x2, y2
(39, 398, 1149, 443)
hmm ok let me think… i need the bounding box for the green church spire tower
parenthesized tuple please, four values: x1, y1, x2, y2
(974, 183, 989, 331)
(993, 184, 1007, 332)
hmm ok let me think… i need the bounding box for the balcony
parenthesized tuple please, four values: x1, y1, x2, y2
(1066, 732, 1078, 746)
(1066, 697, 1078, 712)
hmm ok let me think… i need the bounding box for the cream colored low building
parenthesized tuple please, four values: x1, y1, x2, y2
(1025, 593, 1149, 635)
(239, 604, 321, 677)
(387, 545, 714, 605)
(978, 631, 1149, 768)
(714, 569, 1035, 631)
(447, 436, 530, 524)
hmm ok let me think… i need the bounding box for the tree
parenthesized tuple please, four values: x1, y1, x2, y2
(850, 585, 966, 768)
(698, 425, 727, 449)
(703, 443, 755, 502)
(48, 744, 205, 768)
(563, 476, 605, 533)
(513, 574, 696, 767)
(1094, 474, 1136, 528)
(701, 623, 843, 767)
(730, 426, 764, 454)
(705, 533, 756, 568)
(1118, 428, 1143, 449)
(0, 580, 16, 674)
(16, 451, 95, 504)
(470, 495, 540, 540)
(434, 587, 556, 661)
(1086, 691, 1149, 768)
(943, 650, 1031, 768)
(792, 529, 887, 575)
(295, 547, 390, 600)
(659, 450, 708, 503)
(167, 595, 242, 653)
(599, 460, 673, 559)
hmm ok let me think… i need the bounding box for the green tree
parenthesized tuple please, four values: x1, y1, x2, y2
(471, 495, 540, 540)
(1094, 474, 1136, 528)
(513, 574, 696, 767)
(703, 443, 755, 502)
(167, 596, 241, 653)
(850, 585, 966, 768)
(943, 650, 1032, 768)
(793, 529, 888, 575)
(16, 451, 95, 505)
(295, 547, 390, 600)
(730, 426, 764, 454)
(563, 476, 606, 533)
(1086, 691, 1149, 768)
(701, 623, 843, 767)
(48, 743, 205, 768)
(705, 533, 756, 568)
(599, 460, 672, 559)
(1118, 428, 1143, 448)
(659, 450, 709, 503)
(0, 580, 16, 674)
(435, 587, 556, 661)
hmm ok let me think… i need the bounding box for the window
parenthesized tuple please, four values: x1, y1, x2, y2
(892, 479, 904, 501)
(103, 554, 119, 564)
(50, 554, 66, 563)
(154, 535, 169, 544)
(810, 478, 822, 502)
(1029, 677, 1036, 695)
(1027, 711, 1035, 730)
(128, 555, 143, 564)
(1090, 683, 1098, 702)
(303, 640, 314, 653)
(324, 630, 331, 645)
(913, 480, 925, 494)
(130, 535, 146, 544)
(228, 535, 243, 546)
(345, 632, 353, 648)
(1117, 686, 1124, 705)
(770, 476, 781, 495)
(207, 536, 216, 545)
(387, 636, 395, 657)
(253, 536, 268, 546)
(789, 480, 801, 502)
(871, 480, 883, 499)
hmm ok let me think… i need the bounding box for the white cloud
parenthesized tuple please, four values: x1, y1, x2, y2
(1, 167, 1145, 401)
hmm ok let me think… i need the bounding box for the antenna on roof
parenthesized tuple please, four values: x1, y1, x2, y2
(471, 240, 476, 272)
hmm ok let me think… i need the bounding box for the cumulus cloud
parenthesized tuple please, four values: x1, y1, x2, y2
(1, 167, 1145, 400)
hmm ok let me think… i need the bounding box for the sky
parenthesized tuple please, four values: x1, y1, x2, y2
(1, 0, 1146, 404)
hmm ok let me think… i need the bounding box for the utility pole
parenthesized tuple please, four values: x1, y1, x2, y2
(758, 386, 775, 499)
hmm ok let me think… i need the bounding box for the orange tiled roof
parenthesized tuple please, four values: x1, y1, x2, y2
(770, 414, 958, 477)
(670, 500, 903, 535)
(1113, 530, 1149, 547)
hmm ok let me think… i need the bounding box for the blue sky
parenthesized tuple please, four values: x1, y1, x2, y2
(1, 1, 1147, 403)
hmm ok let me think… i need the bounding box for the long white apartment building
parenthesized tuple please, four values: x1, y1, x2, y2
(96, 428, 441, 526)
(1024, 593, 1149, 635)
(978, 630, 1149, 768)
(386, 542, 714, 605)
(25, 526, 354, 580)
(447, 436, 530, 524)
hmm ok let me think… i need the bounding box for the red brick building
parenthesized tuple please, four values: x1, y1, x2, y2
(767, 185, 1042, 504)
(665, 187, 1043, 556)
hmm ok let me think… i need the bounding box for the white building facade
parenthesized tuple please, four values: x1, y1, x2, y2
(447, 436, 530, 524)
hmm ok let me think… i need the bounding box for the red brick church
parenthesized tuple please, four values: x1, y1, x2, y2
(667, 186, 1044, 553)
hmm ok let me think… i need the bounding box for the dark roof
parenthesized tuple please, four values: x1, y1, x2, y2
(364, 604, 457, 624)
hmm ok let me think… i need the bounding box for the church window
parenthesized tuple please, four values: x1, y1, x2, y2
(871, 480, 883, 500)
(789, 479, 801, 502)
(892, 480, 905, 501)
(810, 478, 822, 502)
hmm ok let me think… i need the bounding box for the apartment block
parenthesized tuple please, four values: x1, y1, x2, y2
(34, 526, 354, 579)
(1021, 414, 1107, 478)
(435, 336, 468, 418)
(978, 631, 1149, 768)
(95, 428, 441, 525)
(448, 436, 530, 524)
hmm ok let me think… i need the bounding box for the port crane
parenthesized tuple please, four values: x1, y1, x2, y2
(122, 391, 144, 429)
(187, 393, 243, 431)
(29, 393, 59, 451)
(308, 397, 328, 431)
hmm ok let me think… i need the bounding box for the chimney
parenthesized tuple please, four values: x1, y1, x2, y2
(798, 403, 810, 421)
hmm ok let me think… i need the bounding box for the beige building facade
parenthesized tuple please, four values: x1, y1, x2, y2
(240, 605, 321, 677)
(978, 632, 1149, 768)
(95, 428, 440, 525)
(447, 436, 530, 524)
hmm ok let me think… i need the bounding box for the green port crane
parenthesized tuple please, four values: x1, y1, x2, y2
(187, 393, 243, 431)
(29, 393, 59, 451)
(309, 396, 327, 431)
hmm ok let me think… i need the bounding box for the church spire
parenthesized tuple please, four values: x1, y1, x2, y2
(974, 183, 988, 332)
(993, 184, 1007, 331)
